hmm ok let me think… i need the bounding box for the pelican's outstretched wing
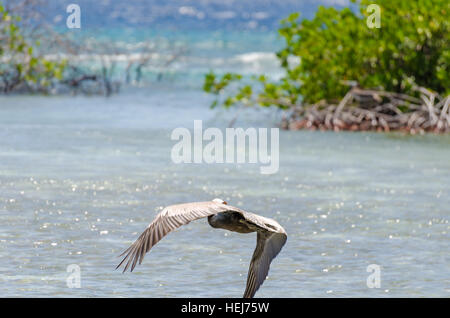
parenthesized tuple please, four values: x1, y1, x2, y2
(242, 214, 287, 298)
(116, 201, 236, 272)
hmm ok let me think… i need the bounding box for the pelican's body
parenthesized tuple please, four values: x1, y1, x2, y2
(116, 198, 287, 298)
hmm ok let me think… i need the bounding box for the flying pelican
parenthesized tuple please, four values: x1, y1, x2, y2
(116, 198, 287, 298)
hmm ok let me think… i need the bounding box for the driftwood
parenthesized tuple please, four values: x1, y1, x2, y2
(282, 87, 450, 134)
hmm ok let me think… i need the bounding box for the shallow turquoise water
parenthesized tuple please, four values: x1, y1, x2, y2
(0, 89, 449, 297)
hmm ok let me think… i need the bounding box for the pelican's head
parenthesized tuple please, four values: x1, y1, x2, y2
(212, 198, 227, 205)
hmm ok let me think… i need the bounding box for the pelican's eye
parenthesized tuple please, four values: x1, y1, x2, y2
(265, 223, 276, 230)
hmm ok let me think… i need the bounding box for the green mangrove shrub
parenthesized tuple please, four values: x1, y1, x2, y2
(204, 0, 449, 108)
(0, 3, 66, 93)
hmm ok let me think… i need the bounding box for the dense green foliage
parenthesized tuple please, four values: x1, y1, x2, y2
(204, 0, 449, 108)
(0, 4, 66, 93)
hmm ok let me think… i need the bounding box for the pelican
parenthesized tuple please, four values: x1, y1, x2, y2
(116, 198, 287, 298)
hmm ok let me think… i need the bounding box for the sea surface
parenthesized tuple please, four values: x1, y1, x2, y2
(0, 25, 449, 297)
